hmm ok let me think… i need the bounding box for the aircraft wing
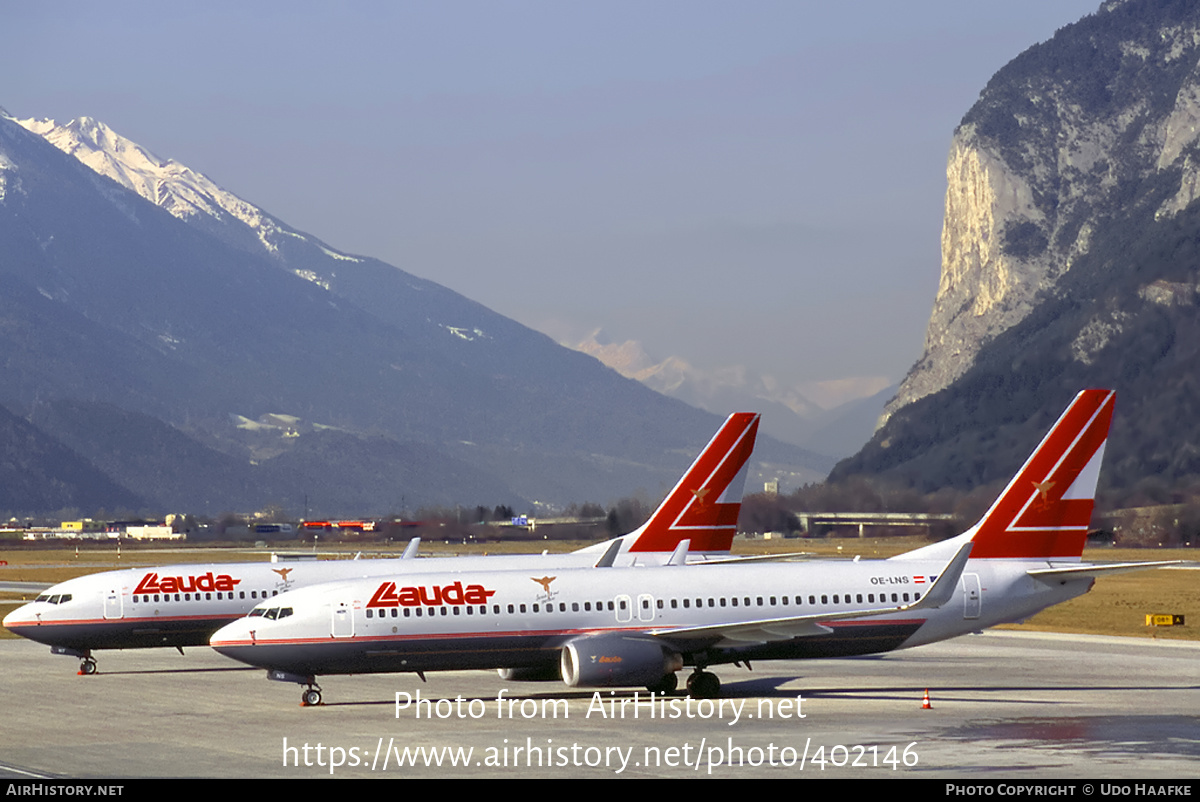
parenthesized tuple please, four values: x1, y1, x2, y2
(652, 543, 972, 647)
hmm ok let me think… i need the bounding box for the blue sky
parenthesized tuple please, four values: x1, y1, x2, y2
(4, 0, 1102, 404)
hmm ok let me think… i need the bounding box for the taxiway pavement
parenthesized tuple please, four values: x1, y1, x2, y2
(0, 631, 1196, 779)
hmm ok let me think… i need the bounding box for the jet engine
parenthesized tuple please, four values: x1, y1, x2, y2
(560, 634, 683, 688)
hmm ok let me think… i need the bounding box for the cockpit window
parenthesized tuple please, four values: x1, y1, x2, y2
(35, 594, 49, 603)
(250, 606, 293, 621)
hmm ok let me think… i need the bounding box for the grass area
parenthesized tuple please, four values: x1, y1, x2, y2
(995, 566, 1197, 641)
(2, 537, 1195, 641)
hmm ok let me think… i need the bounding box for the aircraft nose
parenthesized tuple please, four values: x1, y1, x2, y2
(209, 618, 252, 648)
(3, 603, 36, 631)
(209, 618, 268, 668)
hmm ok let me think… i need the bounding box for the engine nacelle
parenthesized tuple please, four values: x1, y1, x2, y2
(497, 665, 561, 682)
(560, 634, 683, 688)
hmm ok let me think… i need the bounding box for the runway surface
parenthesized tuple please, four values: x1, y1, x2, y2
(0, 631, 1196, 779)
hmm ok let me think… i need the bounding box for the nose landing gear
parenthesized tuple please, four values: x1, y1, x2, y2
(301, 685, 323, 707)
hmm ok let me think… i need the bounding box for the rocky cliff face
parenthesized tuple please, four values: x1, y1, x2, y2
(836, 0, 1200, 491)
(884, 0, 1200, 424)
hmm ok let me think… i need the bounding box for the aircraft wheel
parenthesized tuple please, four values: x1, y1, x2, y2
(647, 672, 678, 695)
(79, 658, 97, 675)
(687, 671, 720, 699)
(302, 688, 322, 707)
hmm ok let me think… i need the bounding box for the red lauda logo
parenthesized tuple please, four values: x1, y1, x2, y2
(134, 572, 242, 594)
(367, 581, 496, 608)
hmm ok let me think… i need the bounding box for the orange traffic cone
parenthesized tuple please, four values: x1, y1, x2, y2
(921, 689, 932, 710)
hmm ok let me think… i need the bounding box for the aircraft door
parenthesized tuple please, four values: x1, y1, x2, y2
(614, 594, 633, 623)
(962, 574, 981, 619)
(637, 594, 655, 622)
(103, 589, 122, 620)
(331, 601, 355, 638)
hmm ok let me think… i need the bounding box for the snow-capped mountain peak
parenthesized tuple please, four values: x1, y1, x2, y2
(15, 113, 360, 283)
(21, 115, 229, 221)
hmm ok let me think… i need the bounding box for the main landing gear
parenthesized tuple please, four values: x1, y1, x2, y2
(79, 656, 98, 675)
(686, 670, 720, 699)
(646, 668, 721, 698)
(301, 685, 323, 707)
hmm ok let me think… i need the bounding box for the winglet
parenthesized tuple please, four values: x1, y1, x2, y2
(401, 538, 421, 560)
(627, 413, 760, 553)
(593, 538, 625, 568)
(914, 543, 972, 608)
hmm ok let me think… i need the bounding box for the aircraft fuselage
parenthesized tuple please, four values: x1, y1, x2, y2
(208, 557, 1094, 679)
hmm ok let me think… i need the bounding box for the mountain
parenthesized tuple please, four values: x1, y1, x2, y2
(0, 404, 145, 517)
(836, 0, 1200, 491)
(0, 108, 828, 515)
(572, 329, 887, 458)
(799, 384, 897, 460)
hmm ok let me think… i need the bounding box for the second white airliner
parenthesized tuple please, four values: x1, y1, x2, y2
(212, 390, 1175, 705)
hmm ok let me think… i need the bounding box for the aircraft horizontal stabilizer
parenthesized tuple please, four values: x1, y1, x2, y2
(684, 551, 819, 565)
(1027, 560, 1185, 582)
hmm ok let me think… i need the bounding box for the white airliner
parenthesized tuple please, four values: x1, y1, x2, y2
(2, 413, 760, 675)
(210, 389, 1178, 705)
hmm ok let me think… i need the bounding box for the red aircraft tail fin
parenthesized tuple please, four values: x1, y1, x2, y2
(627, 413, 760, 553)
(967, 389, 1114, 560)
